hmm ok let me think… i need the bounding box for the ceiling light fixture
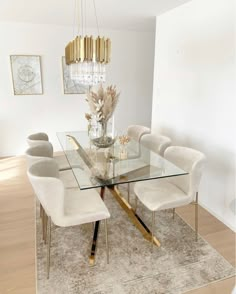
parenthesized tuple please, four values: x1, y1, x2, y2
(65, 0, 111, 86)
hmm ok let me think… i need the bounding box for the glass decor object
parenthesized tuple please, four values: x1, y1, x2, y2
(86, 84, 120, 148)
(65, 0, 111, 86)
(118, 135, 130, 159)
(92, 119, 115, 148)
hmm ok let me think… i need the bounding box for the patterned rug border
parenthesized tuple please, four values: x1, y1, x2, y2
(175, 210, 236, 271)
(181, 275, 235, 294)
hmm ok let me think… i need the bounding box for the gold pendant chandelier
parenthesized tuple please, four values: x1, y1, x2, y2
(65, 0, 111, 86)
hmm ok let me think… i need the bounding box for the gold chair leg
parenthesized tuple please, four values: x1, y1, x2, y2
(104, 219, 109, 264)
(151, 211, 155, 252)
(40, 203, 43, 218)
(127, 183, 130, 203)
(42, 208, 45, 242)
(47, 216, 51, 279)
(44, 213, 48, 245)
(195, 192, 199, 241)
(173, 208, 175, 219)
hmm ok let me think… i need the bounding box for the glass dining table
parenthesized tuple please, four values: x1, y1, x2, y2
(57, 131, 187, 264)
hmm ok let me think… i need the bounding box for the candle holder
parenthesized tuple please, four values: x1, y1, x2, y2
(118, 135, 130, 160)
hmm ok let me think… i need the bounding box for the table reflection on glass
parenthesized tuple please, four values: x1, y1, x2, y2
(57, 131, 187, 264)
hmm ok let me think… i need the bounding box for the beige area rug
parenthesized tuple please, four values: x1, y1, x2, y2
(36, 186, 235, 294)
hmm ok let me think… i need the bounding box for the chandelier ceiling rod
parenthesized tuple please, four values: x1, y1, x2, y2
(93, 0, 100, 36)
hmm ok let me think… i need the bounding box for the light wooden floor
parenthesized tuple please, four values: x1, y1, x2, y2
(0, 156, 235, 294)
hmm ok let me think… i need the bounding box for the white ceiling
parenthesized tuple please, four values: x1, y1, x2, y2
(0, 0, 191, 31)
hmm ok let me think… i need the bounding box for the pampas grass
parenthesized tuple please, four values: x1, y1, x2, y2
(86, 84, 120, 123)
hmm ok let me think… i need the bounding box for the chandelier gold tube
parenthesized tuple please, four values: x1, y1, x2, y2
(105, 39, 111, 64)
(69, 42, 73, 63)
(88, 36, 93, 61)
(80, 36, 84, 61)
(73, 39, 77, 63)
(100, 37, 105, 63)
(65, 43, 70, 64)
(84, 36, 88, 61)
(95, 37, 100, 63)
(75, 36, 80, 61)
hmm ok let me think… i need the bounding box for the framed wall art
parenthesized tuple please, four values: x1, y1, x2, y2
(10, 55, 43, 95)
(61, 56, 88, 94)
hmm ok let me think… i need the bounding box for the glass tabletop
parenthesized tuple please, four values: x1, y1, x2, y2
(57, 131, 188, 190)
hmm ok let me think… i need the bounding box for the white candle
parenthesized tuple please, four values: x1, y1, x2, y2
(112, 115, 115, 137)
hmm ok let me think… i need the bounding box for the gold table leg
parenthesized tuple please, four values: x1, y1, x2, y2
(89, 221, 100, 265)
(88, 185, 160, 265)
(89, 187, 105, 265)
(108, 186, 161, 247)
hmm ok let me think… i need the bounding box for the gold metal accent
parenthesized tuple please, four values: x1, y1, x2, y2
(108, 186, 161, 247)
(127, 183, 130, 203)
(89, 255, 95, 265)
(46, 216, 51, 279)
(173, 208, 175, 219)
(65, 35, 111, 65)
(195, 192, 199, 241)
(151, 211, 155, 252)
(105, 39, 111, 63)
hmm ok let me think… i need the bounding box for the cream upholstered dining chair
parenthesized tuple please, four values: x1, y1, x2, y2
(140, 133, 171, 157)
(27, 158, 110, 279)
(134, 146, 206, 250)
(27, 132, 49, 147)
(125, 133, 172, 204)
(125, 125, 151, 200)
(127, 125, 151, 143)
(25, 143, 53, 167)
(27, 132, 70, 171)
(25, 143, 77, 188)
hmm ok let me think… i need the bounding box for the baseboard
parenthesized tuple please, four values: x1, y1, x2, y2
(0, 156, 14, 159)
(199, 201, 236, 233)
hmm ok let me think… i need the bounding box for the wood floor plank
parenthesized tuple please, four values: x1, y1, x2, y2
(0, 156, 35, 294)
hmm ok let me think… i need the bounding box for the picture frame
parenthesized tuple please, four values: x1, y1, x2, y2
(10, 55, 43, 95)
(61, 56, 88, 94)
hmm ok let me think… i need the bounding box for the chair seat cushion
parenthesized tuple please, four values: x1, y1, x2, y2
(54, 155, 70, 170)
(53, 188, 110, 227)
(59, 170, 78, 189)
(134, 179, 191, 211)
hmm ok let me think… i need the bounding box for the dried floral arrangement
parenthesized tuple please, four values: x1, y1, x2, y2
(85, 113, 92, 121)
(118, 135, 130, 145)
(85, 113, 93, 134)
(86, 84, 120, 123)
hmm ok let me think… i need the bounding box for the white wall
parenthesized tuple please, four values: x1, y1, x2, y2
(0, 22, 155, 156)
(152, 0, 236, 231)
